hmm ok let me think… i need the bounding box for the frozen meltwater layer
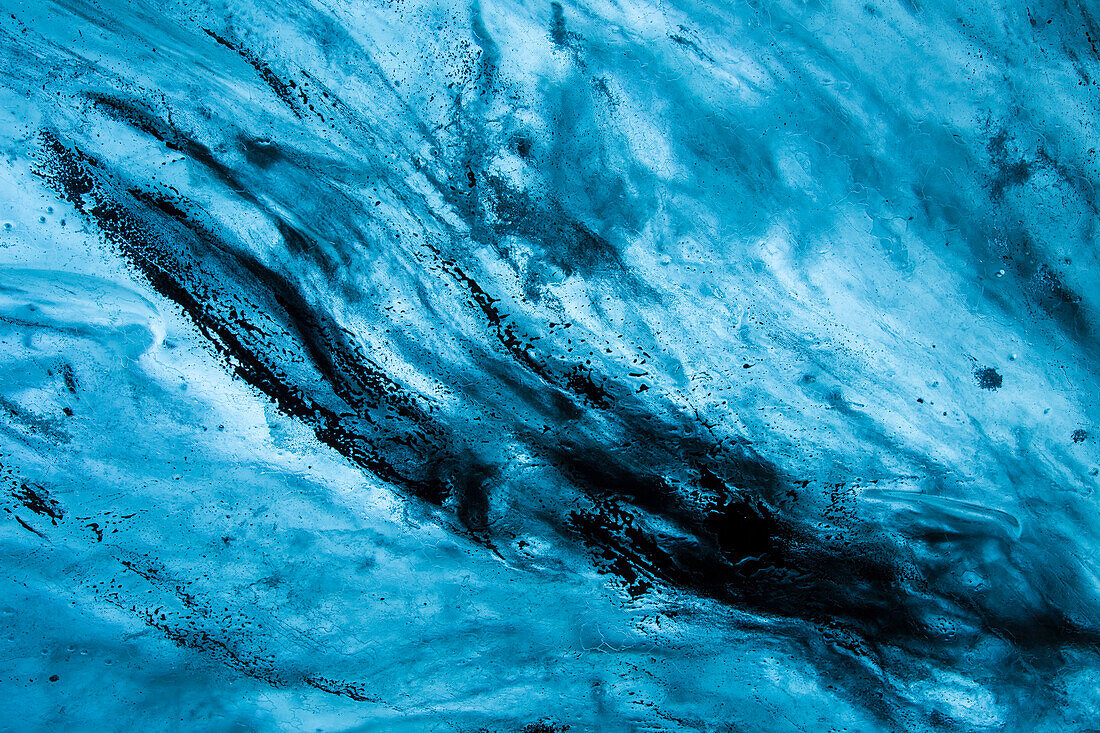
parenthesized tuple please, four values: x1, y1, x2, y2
(0, 0, 1099, 729)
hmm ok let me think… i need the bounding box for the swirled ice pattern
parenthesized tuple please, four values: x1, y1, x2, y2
(1, 0, 1099, 730)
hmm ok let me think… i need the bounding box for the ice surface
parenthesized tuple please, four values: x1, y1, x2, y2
(1, 0, 1099, 730)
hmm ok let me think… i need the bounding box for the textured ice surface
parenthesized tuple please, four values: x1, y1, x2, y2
(1, 0, 1099, 730)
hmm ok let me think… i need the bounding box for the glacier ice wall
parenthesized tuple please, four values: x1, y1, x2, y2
(1, 0, 1099, 730)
